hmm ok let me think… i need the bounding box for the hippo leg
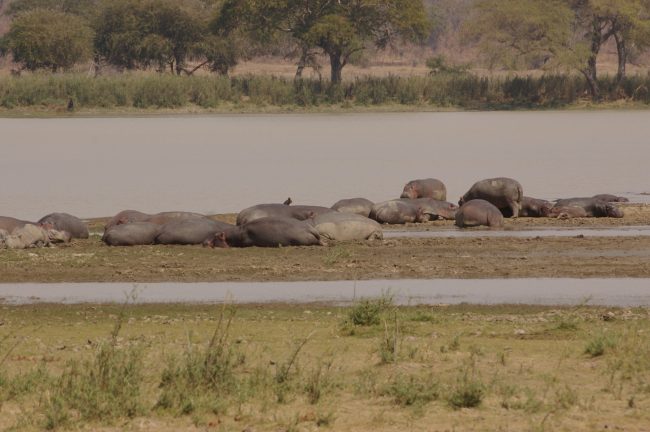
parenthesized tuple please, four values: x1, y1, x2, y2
(507, 200, 520, 218)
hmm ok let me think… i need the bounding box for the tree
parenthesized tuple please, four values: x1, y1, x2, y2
(464, 0, 650, 99)
(6, 0, 98, 17)
(219, 0, 431, 83)
(1, 8, 94, 71)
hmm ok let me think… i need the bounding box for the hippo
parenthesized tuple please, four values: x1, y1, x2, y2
(553, 198, 624, 218)
(455, 199, 504, 228)
(331, 198, 375, 218)
(501, 197, 552, 218)
(369, 200, 427, 225)
(400, 198, 458, 220)
(155, 218, 235, 245)
(0, 224, 70, 249)
(104, 210, 151, 232)
(146, 211, 207, 225)
(592, 194, 629, 203)
(236, 204, 333, 226)
(38, 213, 89, 239)
(459, 178, 523, 218)
(204, 217, 323, 248)
(102, 222, 161, 246)
(0, 216, 34, 233)
(311, 212, 383, 241)
(400, 178, 447, 201)
(548, 206, 588, 219)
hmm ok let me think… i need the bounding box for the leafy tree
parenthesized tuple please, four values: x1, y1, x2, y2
(1, 8, 94, 71)
(220, 0, 431, 83)
(464, 0, 650, 99)
(6, 0, 98, 17)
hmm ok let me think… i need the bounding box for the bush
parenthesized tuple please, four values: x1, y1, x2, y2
(347, 295, 393, 327)
(383, 374, 439, 407)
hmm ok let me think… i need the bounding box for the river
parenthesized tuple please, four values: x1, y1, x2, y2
(1, 111, 649, 220)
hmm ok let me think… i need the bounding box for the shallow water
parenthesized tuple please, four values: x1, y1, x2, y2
(384, 225, 650, 239)
(1, 111, 649, 221)
(1, 279, 649, 307)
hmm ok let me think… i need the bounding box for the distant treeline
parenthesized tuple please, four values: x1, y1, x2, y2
(1, 74, 649, 110)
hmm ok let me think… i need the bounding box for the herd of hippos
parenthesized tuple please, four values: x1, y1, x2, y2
(0, 177, 629, 250)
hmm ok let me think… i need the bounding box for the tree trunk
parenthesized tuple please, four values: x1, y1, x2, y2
(584, 20, 603, 101)
(329, 52, 343, 84)
(614, 32, 626, 84)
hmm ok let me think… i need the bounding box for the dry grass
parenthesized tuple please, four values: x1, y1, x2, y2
(0, 302, 648, 431)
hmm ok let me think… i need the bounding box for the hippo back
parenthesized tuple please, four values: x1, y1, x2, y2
(312, 212, 383, 241)
(331, 198, 374, 218)
(103, 222, 161, 246)
(38, 213, 89, 239)
(156, 218, 234, 245)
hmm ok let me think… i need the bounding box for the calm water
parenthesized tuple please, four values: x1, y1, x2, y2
(2, 111, 649, 221)
(1, 279, 649, 306)
(384, 225, 650, 239)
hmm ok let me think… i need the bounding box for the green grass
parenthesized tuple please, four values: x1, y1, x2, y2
(1, 72, 650, 114)
(0, 303, 649, 430)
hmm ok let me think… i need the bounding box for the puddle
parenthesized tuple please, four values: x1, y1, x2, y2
(384, 226, 650, 239)
(0, 279, 649, 307)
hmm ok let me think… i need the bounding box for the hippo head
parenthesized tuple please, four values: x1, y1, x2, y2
(414, 207, 428, 223)
(400, 185, 417, 200)
(437, 203, 458, 220)
(539, 202, 553, 217)
(605, 204, 624, 218)
(46, 229, 71, 244)
(204, 232, 229, 248)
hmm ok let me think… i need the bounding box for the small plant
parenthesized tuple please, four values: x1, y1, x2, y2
(274, 332, 314, 403)
(383, 373, 439, 407)
(378, 311, 400, 364)
(323, 245, 351, 266)
(304, 360, 333, 404)
(585, 333, 617, 357)
(346, 293, 393, 327)
(447, 367, 485, 409)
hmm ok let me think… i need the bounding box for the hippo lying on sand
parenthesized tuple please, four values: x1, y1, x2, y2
(501, 197, 552, 218)
(236, 204, 332, 226)
(551, 198, 624, 218)
(104, 210, 206, 233)
(400, 178, 446, 201)
(38, 213, 89, 239)
(592, 194, 629, 203)
(0, 224, 70, 249)
(548, 206, 588, 219)
(0, 216, 34, 233)
(455, 199, 504, 228)
(400, 198, 458, 220)
(331, 198, 374, 218)
(460, 178, 523, 218)
(205, 217, 323, 248)
(155, 218, 234, 245)
(312, 212, 382, 241)
(103, 222, 161, 246)
(370, 200, 426, 225)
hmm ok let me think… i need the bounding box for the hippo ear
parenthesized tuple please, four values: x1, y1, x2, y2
(306, 211, 316, 219)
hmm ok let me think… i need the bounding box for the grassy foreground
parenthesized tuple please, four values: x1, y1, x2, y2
(0, 301, 648, 431)
(1, 73, 650, 114)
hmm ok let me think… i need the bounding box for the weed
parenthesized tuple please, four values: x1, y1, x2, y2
(323, 245, 351, 266)
(383, 373, 439, 407)
(585, 333, 617, 357)
(304, 359, 333, 404)
(378, 310, 400, 364)
(346, 293, 393, 327)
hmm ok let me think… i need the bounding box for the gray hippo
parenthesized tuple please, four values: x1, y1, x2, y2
(370, 200, 426, 225)
(311, 212, 383, 241)
(0, 224, 70, 249)
(331, 198, 375, 218)
(38, 213, 89, 239)
(0, 216, 34, 232)
(400, 198, 458, 220)
(554, 198, 624, 218)
(204, 217, 323, 248)
(548, 206, 588, 219)
(455, 199, 504, 228)
(103, 222, 161, 246)
(400, 178, 447, 201)
(104, 210, 151, 232)
(155, 218, 234, 245)
(236, 204, 332, 226)
(459, 177, 523, 218)
(501, 197, 552, 218)
(592, 194, 629, 203)
(104, 210, 207, 234)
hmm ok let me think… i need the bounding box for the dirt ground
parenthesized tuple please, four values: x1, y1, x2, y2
(0, 204, 648, 283)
